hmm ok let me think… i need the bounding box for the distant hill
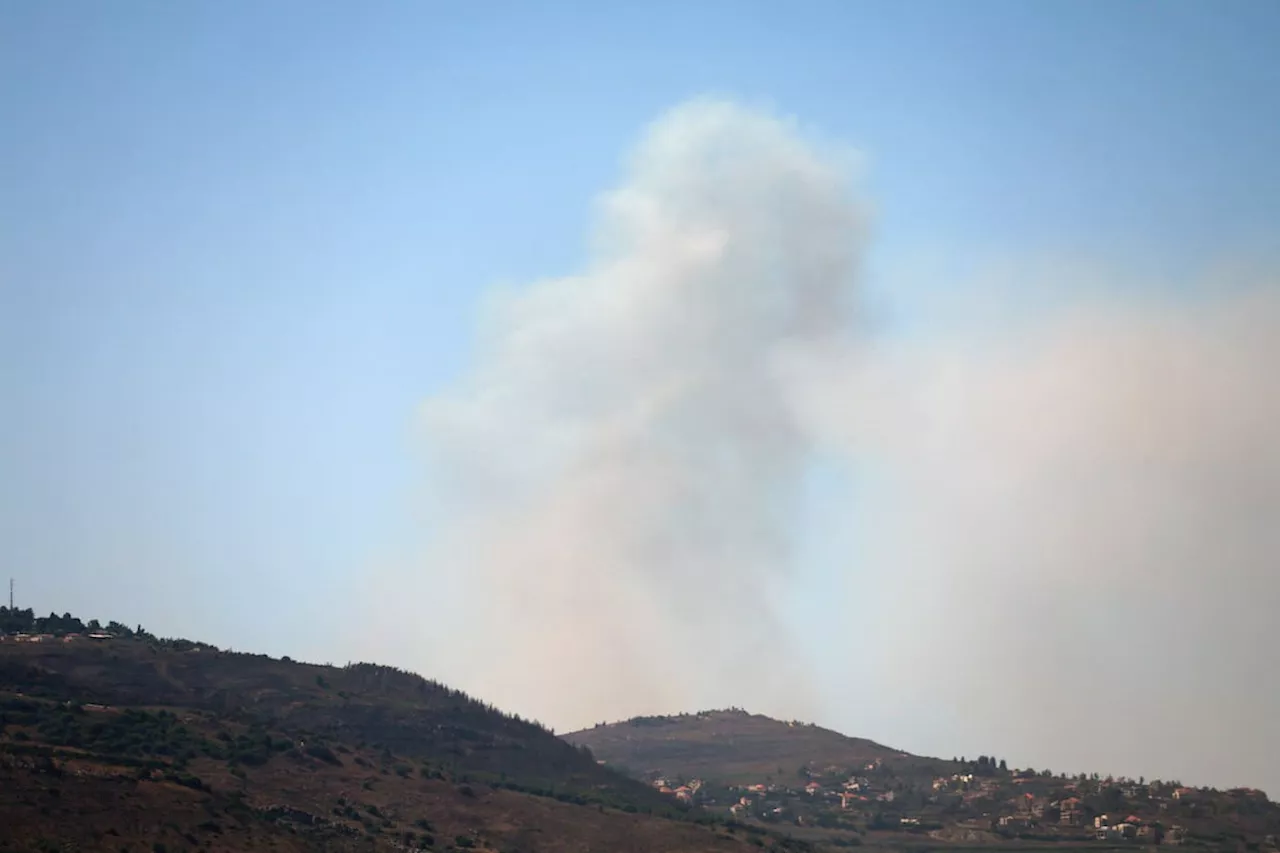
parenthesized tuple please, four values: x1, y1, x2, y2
(566, 710, 1280, 853)
(565, 710, 923, 785)
(0, 622, 802, 853)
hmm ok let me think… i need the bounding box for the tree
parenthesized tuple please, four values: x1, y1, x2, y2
(0, 607, 35, 633)
(999, 759, 1008, 771)
(1102, 786, 1125, 811)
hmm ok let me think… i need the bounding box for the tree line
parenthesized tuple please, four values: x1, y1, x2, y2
(0, 606, 158, 640)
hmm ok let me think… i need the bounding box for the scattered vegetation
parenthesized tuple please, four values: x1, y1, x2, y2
(0, 608, 762, 853)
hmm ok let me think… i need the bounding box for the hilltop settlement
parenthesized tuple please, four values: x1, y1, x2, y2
(568, 711, 1280, 852)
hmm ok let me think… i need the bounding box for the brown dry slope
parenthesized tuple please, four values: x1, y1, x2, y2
(564, 710, 908, 785)
(0, 753, 768, 853)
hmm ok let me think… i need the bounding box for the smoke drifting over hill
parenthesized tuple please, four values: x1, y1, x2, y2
(787, 269, 1280, 790)
(380, 99, 1279, 792)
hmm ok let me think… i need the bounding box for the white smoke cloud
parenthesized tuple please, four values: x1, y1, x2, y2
(368, 98, 1280, 791)
(394, 99, 867, 727)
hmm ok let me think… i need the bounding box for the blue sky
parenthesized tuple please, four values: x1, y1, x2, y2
(4, 0, 1280, 782)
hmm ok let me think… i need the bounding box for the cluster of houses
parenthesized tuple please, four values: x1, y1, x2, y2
(810, 774, 899, 808)
(0, 631, 114, 643)
(959, 776, 1274, 845)
(705, 772, 905, 823)
(995, 805, 1180, 842)
(646, 762, 1278, 847)
(652, 778, 704, 805)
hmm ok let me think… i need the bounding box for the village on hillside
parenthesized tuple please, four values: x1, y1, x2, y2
(1, 631, 116, 643)
(0, 608, 175, 647)
(1, 608, 128, 643)
(648, 754, 1279, 850)
(0, 608, 221, 653)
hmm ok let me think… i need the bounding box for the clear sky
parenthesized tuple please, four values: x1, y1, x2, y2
(4, 1, 1280, 790)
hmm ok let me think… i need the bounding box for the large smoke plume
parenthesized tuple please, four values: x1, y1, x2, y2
(396, 100, 865, 727)
(366, 99, 1280, 791)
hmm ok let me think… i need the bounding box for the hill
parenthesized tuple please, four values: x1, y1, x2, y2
(564, 710, 914, 785)
(0, 618, 805, 853)
(566, 711, 1280, 852)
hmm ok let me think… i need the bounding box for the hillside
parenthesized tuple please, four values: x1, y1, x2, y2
(564, 710, 913, 785)
(566, 711, 1280, 852)
(8, 623, 1279, 853)
(0, 621, 803, 853)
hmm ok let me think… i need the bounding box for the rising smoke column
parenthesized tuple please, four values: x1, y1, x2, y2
(409, 99, 867, 728)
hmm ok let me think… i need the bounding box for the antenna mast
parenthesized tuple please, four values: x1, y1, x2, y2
(7, 578, 12, 611)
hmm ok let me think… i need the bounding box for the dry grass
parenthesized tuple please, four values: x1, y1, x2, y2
(565, 711, 905, 785)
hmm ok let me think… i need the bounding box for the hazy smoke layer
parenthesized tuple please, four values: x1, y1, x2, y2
(410, 100, 865, 727)
(386, 98, 1280, 791)
(787, 268, 1280, 790)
